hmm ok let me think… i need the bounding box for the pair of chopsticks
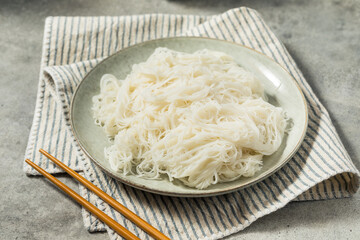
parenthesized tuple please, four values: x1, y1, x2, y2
(25, 149, 170, 240)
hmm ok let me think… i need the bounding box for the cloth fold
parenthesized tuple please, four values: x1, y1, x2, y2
(24, 7, 359, 240)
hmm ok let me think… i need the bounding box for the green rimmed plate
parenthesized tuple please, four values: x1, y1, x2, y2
(70, 37, 308, 197)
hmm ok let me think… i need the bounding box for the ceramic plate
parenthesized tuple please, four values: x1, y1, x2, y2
(70, 37, 308, 197)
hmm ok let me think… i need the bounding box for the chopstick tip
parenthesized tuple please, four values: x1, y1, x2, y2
(25, 159, 32, 165)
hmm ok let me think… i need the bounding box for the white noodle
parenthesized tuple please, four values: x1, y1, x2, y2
(92, 48, 287, 189)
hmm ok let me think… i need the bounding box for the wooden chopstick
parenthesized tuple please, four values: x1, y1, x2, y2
(39, 149, 170, 240)
(25, 159, 140, 240)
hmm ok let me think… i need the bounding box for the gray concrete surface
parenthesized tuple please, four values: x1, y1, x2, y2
(1, 0, 359, 239)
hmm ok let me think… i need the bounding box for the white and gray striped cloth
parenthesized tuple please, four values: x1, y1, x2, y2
(24, 7, 359, 240)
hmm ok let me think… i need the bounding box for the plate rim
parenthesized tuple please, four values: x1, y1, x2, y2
(70, 36, 309, 197)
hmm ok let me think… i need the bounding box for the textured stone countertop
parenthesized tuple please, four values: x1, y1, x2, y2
(1, 0, 359, 239)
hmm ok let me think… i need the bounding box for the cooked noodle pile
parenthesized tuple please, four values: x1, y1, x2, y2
(92, 48, 286, 189)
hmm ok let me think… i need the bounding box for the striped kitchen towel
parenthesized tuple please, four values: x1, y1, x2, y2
(24, 7, 359, 240)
